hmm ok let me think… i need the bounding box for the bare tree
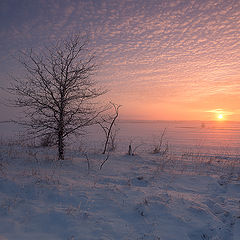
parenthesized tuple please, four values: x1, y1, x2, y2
(97, 102, 121, 154)
(9, 35, 106, 160)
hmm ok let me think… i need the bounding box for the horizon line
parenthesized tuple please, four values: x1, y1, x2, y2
(118, 119, 240, 123)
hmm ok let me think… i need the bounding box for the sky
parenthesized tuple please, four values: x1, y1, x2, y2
(0, 0, 240, 122)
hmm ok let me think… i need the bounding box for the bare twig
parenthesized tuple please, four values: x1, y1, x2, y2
(84, 153, 90, 174)
(99, 152, 110, 170)
(98, 102, 121, 154)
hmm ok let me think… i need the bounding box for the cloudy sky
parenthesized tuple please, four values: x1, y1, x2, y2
(0, 0, 240, 121)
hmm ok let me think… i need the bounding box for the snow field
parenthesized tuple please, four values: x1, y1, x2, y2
(0, 143, 239, 240)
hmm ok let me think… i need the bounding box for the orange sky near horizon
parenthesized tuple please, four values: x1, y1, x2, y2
(117, 92, 240, 121)
(0, 0, 240, 122)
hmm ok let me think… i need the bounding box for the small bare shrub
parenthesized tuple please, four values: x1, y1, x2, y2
(0, 152, 7, 176)
(1, 196, 22, 214)
(127, 138, 144, 156)
(40, 134, 56, 147)
(152, 128, 168, 154)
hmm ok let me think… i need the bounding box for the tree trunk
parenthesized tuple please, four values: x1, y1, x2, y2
(58, 112, 65, 160)
(58, 130, 64, 160)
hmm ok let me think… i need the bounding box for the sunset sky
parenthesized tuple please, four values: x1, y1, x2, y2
(0, 0, 240, 121)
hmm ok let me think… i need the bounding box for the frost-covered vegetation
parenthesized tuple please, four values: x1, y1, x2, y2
(0, 133, 239, 240)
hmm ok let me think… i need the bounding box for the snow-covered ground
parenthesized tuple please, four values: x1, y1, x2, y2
(0, 137, 239, 240)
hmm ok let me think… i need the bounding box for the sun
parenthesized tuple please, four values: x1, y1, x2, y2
(218, 114, 223, 120)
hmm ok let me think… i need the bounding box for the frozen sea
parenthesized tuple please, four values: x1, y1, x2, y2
(83, 120, 240, 156)
(1, 120, 240, 157)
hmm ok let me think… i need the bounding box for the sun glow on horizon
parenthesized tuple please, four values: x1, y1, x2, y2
(218, 114, 224, 120)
